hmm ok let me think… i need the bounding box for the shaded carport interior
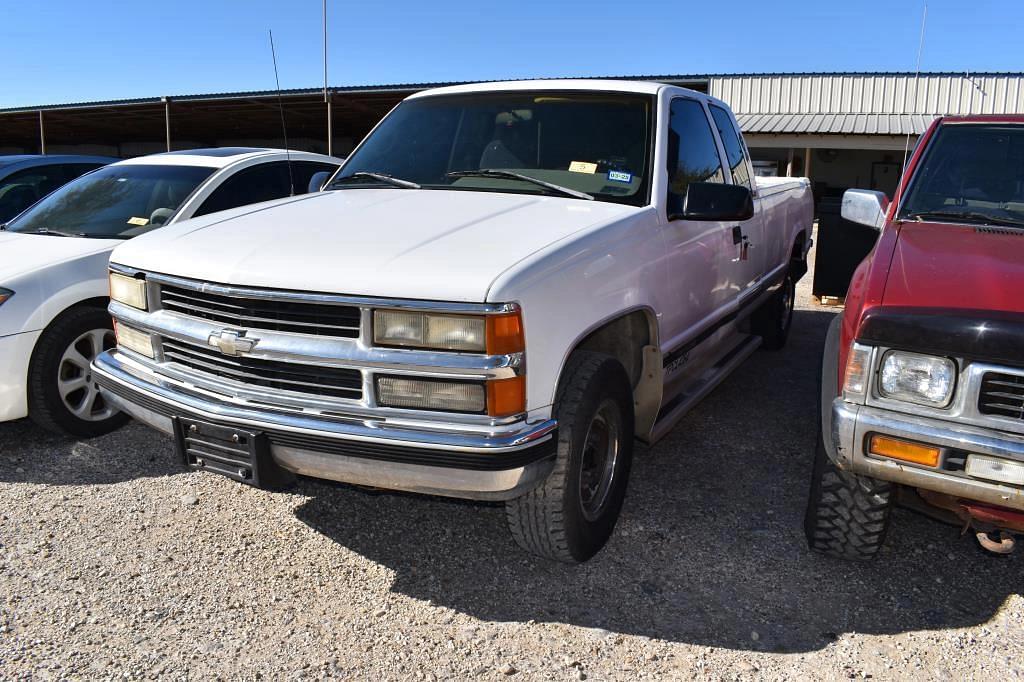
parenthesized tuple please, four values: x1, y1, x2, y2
(0, 77, 710, 158)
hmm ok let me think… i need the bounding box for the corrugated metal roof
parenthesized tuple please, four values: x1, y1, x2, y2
(736, 112, 938, 135)
(715, 73, 1024, 135)
(0, 74, 711, 114)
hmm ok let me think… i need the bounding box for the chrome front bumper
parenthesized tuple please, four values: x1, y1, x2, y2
(93, 349, 557, 501)
(829, 398, 1024, 510)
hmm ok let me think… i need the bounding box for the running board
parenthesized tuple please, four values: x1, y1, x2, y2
(646, 334, 762, 444)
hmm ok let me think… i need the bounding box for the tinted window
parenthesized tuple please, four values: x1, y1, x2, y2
(0, 164, 103, 222)
(709, 104, 752, 191)
(666, 98, 725, 214)
(899, 124, 1024, 226)
(334, 92, 654, 206)
(194, 160, 337, 217)
(6, 164, 214, 238)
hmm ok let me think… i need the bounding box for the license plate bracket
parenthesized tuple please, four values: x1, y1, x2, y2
(172, 416, 293, 489)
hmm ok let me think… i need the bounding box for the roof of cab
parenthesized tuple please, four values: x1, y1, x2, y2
(408, 79, 671, 99)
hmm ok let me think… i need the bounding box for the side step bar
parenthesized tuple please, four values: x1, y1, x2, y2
(647, 334, 762, 444)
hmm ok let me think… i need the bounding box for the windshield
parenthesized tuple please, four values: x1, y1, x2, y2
(899, 124, 1024, 227)
(6, 164, 215, 238)
(332, 91, 654, 206)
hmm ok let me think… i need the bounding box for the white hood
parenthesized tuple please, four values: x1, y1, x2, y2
(110, 189, 638, 302)
(0, 231, 115, 282)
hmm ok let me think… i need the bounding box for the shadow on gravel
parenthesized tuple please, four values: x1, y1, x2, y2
(0, 420, 178, 485)
(295, 308, 1021, 653)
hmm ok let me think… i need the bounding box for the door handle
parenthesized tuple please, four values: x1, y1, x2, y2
(731, 225, 744, 245)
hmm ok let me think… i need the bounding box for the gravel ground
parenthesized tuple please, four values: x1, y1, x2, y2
(2, 247, 1023, 680)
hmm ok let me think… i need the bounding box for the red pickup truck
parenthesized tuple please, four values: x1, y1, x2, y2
(805, 115, 1024, 559)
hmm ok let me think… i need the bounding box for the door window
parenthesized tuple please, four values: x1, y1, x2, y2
(709, 104, 753, 191)
(666, 99, 725, 216)
(194, 161, 339, 217)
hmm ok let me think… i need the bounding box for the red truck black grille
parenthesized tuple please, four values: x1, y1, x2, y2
(161, 338, 363, 401)
(159, 284, 361, 338)
(978, 372, 1024, 420)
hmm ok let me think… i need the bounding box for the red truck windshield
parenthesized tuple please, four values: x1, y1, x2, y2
(899, 124, 1024, 228)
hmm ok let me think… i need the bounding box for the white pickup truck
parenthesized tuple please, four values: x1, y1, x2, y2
(93, 80, 813, 562)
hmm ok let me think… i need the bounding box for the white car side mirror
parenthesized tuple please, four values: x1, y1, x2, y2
(841, 189, 889, 230)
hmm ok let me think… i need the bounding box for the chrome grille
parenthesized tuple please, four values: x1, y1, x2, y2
(159, 284, 361, 338)
(978, 372, 1024, 420)
(161, 338, 362, 401)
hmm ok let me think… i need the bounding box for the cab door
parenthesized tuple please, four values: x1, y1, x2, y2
(708, 103, 765, 299)
(658, 97, 738, 357)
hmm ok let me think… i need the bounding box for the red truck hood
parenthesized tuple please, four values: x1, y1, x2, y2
(882, 221, 1024, 314)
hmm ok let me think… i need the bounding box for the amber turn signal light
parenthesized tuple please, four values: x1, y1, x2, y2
(868, 434, 940, 467)
(486, 312, 524, 355)
(487, 376, 525, 417)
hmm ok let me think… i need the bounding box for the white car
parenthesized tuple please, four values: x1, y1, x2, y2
(0, 147, 342, 436)
(95, 81, 812, 562)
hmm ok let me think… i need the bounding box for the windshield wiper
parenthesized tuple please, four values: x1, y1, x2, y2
(32, 227, 79, 238)
(905, 210, 1024, 228)
(330, 172, 421, 190)
(447, 170, 594, 201)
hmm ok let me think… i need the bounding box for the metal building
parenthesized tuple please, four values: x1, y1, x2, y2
(2, 72, 1022, 201)
(713, 72, 1024, 198)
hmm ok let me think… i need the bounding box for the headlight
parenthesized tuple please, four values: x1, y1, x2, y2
(878, 350, 956, 407)
(373, 309, 524, 354)
(0, 287, 13, 306)
(376, 376, 486, 413)
(109, 271, 148, 310)
(113, 321, 155, 358)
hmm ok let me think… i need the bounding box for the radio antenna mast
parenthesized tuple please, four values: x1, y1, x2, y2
(323, 0, 332, 156)
(269, 29, 296, 196)
(895, 2, 928, 218)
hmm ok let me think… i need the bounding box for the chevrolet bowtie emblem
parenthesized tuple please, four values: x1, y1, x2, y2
(207, 329, 258, 356)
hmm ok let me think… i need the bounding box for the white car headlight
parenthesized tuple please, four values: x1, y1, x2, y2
(879, 350, 956, 407)
(374, 310, 486, 352)
(0, 287, 13, 306)
(109, 271, 148, 310)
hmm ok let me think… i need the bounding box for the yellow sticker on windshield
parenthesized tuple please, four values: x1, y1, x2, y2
(568, 161, 598, 174)
(127, 216, 149, 226)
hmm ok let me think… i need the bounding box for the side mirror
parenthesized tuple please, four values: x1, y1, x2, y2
(308, 171, 331, 193)
(841, 189, 889, 230)
(673, 182, 754, 221)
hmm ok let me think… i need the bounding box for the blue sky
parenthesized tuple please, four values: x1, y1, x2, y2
(0, 0, 1020, 108)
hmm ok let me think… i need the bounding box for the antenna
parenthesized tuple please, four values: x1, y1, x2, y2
(894, 2, 928, 219)
(323, 0, 333, 156)
(269, 29, 296, 196)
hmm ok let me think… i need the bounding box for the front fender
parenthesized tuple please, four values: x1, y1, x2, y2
(0, 250, 111, 337)
(486, 210, 667, 415)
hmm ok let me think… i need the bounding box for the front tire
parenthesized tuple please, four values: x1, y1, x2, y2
(27, 307, 129, 438)
(804, 433, 894, 560)
(505, 351, 634, 563)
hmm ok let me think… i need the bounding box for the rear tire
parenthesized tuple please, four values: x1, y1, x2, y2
(753, 270, 796, 351)
(27, 307, 129, 438)
(804, 433, 894, 560)
(505, 351, 634, 563)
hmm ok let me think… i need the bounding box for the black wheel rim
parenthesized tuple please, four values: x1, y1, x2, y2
(578, 399, 621, 521)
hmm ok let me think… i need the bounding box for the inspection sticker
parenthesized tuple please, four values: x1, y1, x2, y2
(126, 216, 149, 226)
(607, 170, 633, 183)
(568, 161, 598, 174)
